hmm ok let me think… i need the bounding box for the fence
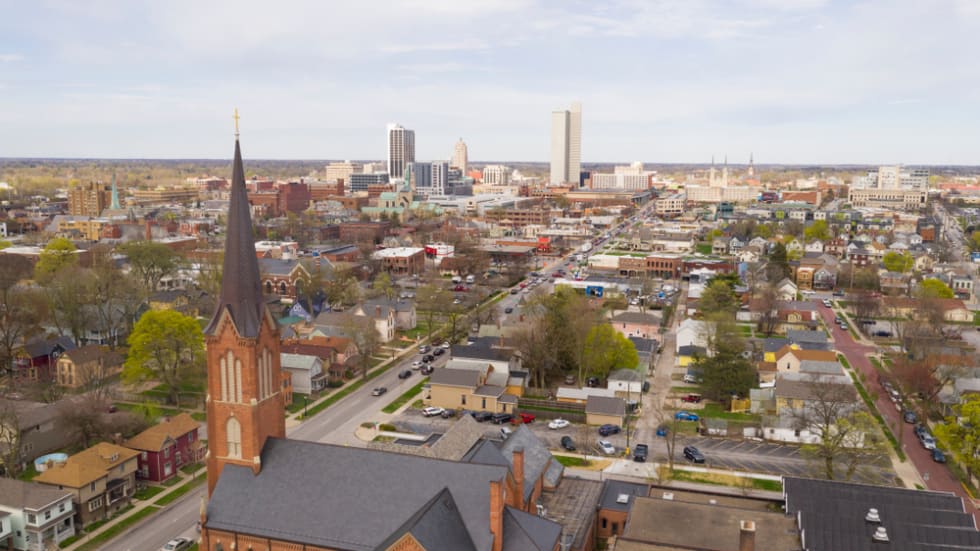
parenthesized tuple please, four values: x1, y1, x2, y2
(517, 398, 587, 423)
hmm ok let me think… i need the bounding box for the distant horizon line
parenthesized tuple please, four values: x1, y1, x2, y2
(0, 157, 977, 170)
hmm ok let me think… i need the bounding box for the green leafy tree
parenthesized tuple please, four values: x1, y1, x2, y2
(969, 231, 980, 252)
(694, 318, 755, 405)
(698, 279, 739, 317)
(803, 220, 831, 242)
(416, 283, 452, 341)
(34, 237, 77, 283)
(705, 229, 724, 241)
(882, 251, 914, 273)
(323, 267, 361, 308)
(935, 394, 980, 482)
(123, 310, 205, 407)
(916, 278, 954, 299)
(371, 272, 396, 302)
(120, 241, 181, 294)
(582, 324, 639, 380)
(753, 224, 773, 239)
(0, 240, 11, 250)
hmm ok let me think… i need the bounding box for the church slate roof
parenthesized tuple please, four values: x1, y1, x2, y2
(207, 438, 512, 551)
(204, 139, 265, 338)
(502, 506, 563, 551)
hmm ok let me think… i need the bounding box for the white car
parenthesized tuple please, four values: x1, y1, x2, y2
(411, 360, 423, 369)
(161, 538, 192, 551)
(422, 407, 445, 417)
(441, 342, 451, 349)
(548, 418, 570, 430)
(597, 440, 616, 455)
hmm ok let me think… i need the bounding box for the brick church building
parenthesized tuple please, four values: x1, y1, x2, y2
(199, 132, 562, 551)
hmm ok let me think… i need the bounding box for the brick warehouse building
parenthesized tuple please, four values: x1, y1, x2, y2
(199, 133, 562, 551)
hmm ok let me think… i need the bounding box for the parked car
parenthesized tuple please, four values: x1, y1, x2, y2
(598, 424, 621, 436)
(548, 418, 570, 430)
(633, 444, 649, 462)
(839, 323, 849, 331)
(560, 436, 576, 451)
(440, 409, 456, 419)
(371, 387, 388, 397)
(683, 445, 705, 464)
(656, 425, 669, 437)
(822, 299, 832, 307)
(512, 412, 535, 424)
(932, 449, 947, 463)
(564, 374, 576, 384)
(504, 307, 514, 314)
(500, 427, 513, 438)
(472, 411, 493, 422)
(903, 410, 918, 424)
(411, 360, 423, 369)
(491, 413, 514, 424)
(433, 348, 445, 357)
(418, 345, 430, 354)
(422, 407, 445, 417)
(833, 316, 842, 324)
(597, 440, 616, 455)
(642, 381, 650, 393)
(398, 370, 412, 379)
(675, 411, 700, 422)
(586, 377, 600, 387)
(920, 434, 937, 450)
(913, 424, 928, 440)
(423, 354, 434, 362)
(682, 374, 701, 384)
(510, 288, 519, 295)
(420, 365, 434, 375)
(162, 538, 193, 551)
(680, 394, 702, 403)
(441, 341, 451, 349)
(833, 290, 845, 297)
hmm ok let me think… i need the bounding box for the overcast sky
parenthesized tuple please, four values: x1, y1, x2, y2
(1, 0, 978, 165)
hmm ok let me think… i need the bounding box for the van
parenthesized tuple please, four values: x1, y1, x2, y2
(465, 274, 475, 284)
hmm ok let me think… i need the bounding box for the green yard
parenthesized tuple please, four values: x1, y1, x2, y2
(382, 378, 429, 414)
(699, 403, 760, 422)
(554, 455, 592, 467)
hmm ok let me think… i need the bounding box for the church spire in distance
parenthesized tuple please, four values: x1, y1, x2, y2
(109, 172, 121, 210)
(204, 109, 265, 338)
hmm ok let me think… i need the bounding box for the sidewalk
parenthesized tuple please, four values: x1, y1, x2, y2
(63, 467, 206, 551)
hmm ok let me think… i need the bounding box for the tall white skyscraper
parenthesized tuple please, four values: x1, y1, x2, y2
(386, 123, 415, 179)
(451, 138, 468, 173)
(550, 102, 582, 185)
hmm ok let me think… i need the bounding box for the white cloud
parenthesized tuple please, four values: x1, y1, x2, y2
(0, 53, 23, 62)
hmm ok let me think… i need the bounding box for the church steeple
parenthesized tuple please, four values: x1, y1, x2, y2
(204, 113, 285, 497)
(109, 172, 121, 210)
(204, 131, 264, 338)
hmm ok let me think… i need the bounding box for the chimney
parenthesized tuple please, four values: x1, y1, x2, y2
(739, 520, 755, 551)
(489, 479, 504, 551)
(375, 305, 382, 317)
(145, 220, 152, 241)
(512, 446, 525, 509)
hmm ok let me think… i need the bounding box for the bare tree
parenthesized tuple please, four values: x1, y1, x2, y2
(755, 282, 780, 337)
(58, 395, 112, 449)
(343, 314, 382, 379)
(0, 257, 44, 382)
(0, 401, 23, 477)
(850, 291, 880, 322)
(790, 374, 886, 480)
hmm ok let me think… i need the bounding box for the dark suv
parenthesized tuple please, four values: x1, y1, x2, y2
(683, 446, 705, 464)
(598, 424, 621, 436)
(472, 411, 493, 422)
(491, 413, 514, 425)
(560, 436, 576, 451)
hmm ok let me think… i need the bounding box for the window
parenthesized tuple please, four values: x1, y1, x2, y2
(90, 482, 95, 492)
(88, 497, 103, 512)
(44, 510, 51, 520)
(141, 451, 147, 461)
(612, 522, 619, 535)
(461, 395, 466, 405)
(27, 513, 36, 524)
(226, 417, 242, 459)
(59, 503, 65, 513)
(163, 447, 170, 459)
(187, 431, 193, 443)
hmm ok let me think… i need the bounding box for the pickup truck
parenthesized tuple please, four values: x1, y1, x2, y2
(633, 444, 649, 462)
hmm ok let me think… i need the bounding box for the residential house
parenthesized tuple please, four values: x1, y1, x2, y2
(449, 337, 526, 396)
(314, 304, 396, 343)
(426, 367, 518, 413)
(794, 264, 815, 290)
(362, 297, 417, 331)
(279, 353, 326, 395)
(774, 346, 839, 374)
(258, 258, 311, 299)
(804, 240, 824, 254)
(54, 345, 123, 390)
(609, 311, 660, 339)
(13, 337, 75, 383)
(676, 345, 705, 368)
(0, 398, 74, 473)
(737, 247, 760, 263)
(279, 337, 349, 381)
(555, 386, 618, 405)
(674, 318, 707, 354)
(33, 443, 139, 528)
(711, 237, 730, 255)
(784, 330, 830, 351)
(606, 369, 644, 396)
(585, 395, 626, 427)
(812, 264, 838, 290)
(0, 478, 76, 551)
(824, 236, 848, 257)
(879, 270, 909, 296)
(847, 246, 872, 267)
(728, 236, 745, 254)
(124, 413, 202, 483)
(775, 278, 798, 301)
(784, 239, 803, 258)
(881, 297, 973, 323)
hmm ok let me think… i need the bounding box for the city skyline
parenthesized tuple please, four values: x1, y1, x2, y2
(1, 1, 979, 164)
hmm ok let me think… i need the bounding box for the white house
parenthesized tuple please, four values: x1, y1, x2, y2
(280, 353, 326, 394)
(675, 318, 708, 354)
(804, 240, 825, 254)
(606, 368, 644, 396)
(0, 478, 76, 551)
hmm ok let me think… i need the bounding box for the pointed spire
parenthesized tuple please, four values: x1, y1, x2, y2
(110, 172, 121, 210)
(204, 118, 264, 338)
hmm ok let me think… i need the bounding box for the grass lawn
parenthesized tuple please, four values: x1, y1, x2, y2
(554, 455, 592, 468)
(190, 412, 206, 422)
(700, 403, 760, 422)
(180, 463, 202, 475)
(382, 378, 429, 414)
(155, 476, 205, 506)
(286, 393, 310, 414)
(75, 506, 161, 551)
(695, 243, 712, 255)
(736, 325, 753, 336)
(17, 464, 39, 481)
(670, 469, 782, 492)
(670, 386, 702, 394)
(133, 485, 165, 500)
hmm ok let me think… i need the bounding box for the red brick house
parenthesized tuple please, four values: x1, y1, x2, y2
(125, 413, 203, 483)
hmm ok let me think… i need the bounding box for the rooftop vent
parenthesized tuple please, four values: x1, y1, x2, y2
(865, 508, 881, 523)
(616, 494, 630, 504)
(872, 527, 889, 543)
(662, 492, 674, 500)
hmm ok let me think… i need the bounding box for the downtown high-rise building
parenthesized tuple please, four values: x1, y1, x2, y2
(451, 138, 468, 173)
(386, 123, 415, 179)
(550, 102, 582, 185)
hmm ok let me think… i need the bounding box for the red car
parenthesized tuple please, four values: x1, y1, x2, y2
(453, 285, 469, 292)
(680, 394, 702, 403)
(511, 412, 536, 424)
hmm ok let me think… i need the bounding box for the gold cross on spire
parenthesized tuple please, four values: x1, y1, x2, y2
(233, 107, 240, 138)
